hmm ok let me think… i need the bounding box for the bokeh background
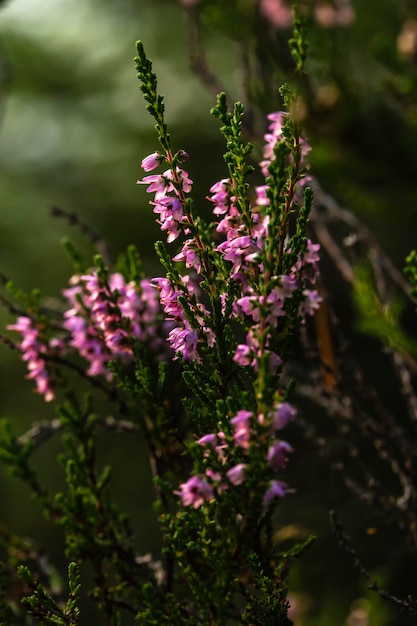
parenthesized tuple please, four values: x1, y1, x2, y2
(1, 0, 417, 624)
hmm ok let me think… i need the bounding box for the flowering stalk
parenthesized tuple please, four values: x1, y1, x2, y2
(133, 39, 320, 622)
(134, 36, 322, 503)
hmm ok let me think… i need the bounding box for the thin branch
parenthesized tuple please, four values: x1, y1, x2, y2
(311, 217, 355, 284)
(311, 179, 416, 305)
(330, 510, 417, 617)
(392, 351, 417, 426)
(50, 206, 113, 267)
(45, 353, 128, 416)
(0, 332, 18, 351)
(185, 7, 228, 103)
(16, 416, 139, 449)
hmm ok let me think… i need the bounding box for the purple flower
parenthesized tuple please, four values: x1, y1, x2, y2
(217, 235, 260, 274)
(255, 185, 270, 206)
(281, 274, 298, 293)
(236, 295, 259, 320)
(299, 289, 322, 317)
(205, 469, 228, 494)
(176, 475, 214, 508)
(197, 433, 217, 446)
(226, 463, 247, 486)
(168, 326, 200, 362)
(231, 410, 253, 450)
(141, 151, 162, 172)
(270, 402, 296, 430)
(173, 239, 202, 273)
(266, 288, 287, 323)
(152, 196, 185, 243)
(208, 178, 233, 215)
(233, 344, 253, 367)
(152, 277, 184, 319)
(263, 480, 288, 506)
(138, 173, 172, 196)
(152, 196, 184, 221)
(233, 330, 260, 369)
(7, 316, 55, 402)
(294, 240, 320, 283)
(267, 440, 293, 470)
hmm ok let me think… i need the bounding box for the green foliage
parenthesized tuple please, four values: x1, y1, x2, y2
(211, 93, 255, 229)
(404, 249, 417, 300)
(353, 263, 417, 356)
(18, 562, 80, 626)
(134, 40, 169, 154)
(288, 6, 308, 75)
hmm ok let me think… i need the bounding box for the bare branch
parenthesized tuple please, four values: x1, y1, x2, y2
(330, 510, 417, 617)
(50, 206, 113, 267)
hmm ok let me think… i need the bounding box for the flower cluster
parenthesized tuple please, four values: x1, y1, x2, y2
(208, 111, 320, 378)
(62, 272, 165, 380)
(8, 272, 165, 394)
(177, 402, 296, 508)
(138, 153, 216, 363)
(259, 111, 311, 180)
(138, 152, 192, 244)
(7, 316, 56, 402)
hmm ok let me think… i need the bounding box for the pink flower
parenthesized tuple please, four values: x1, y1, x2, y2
(281, 274, 298, 293)
(197, 433, 217, 446)
(270, 402, 296, 430)
(266, 288, 287, 323)
(163, 168, 193, 194)
(234, 329, 260, 368)
(263, 480, 288, 506)
(173, 239, 202, 273)
(7, 316, 55, 402)
(314, 0, 355, 28)
(217, 235, 261, 274)
(27, 359, 54, 402)
(267, 440, 293, 470)
(141, 151, 162, 172)
(255, 185, 270, 206)
(236, 295, 260, 320)
(208, 178, 232, 215)
(137, 173, 170, 196)
(226, 463, 247, 486)
(176, 475, 214, 508)
(168, 325, 200, 362)
(231, 410, 253, 450)
(259, 0, 293, 29)
(152, 277, 184, 319)
(299, 289, 322, 317)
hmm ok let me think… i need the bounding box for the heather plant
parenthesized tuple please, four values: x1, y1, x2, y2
(4, 3, 417, 624)
(0, 16, 321, 624)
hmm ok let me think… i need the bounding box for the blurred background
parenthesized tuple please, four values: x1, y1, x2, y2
(1, 0, 417, 624)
